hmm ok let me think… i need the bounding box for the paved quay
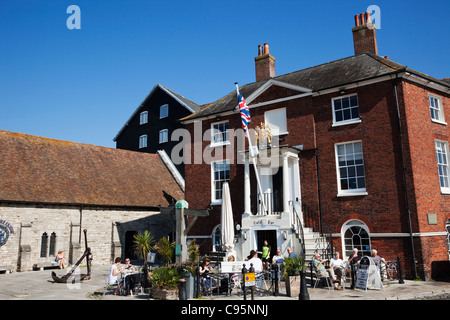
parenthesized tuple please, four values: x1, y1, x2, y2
(1, 264, 450, 301)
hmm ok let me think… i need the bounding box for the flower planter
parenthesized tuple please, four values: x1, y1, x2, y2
(285, 276, 300, 297)
(151, 287, 178, 300)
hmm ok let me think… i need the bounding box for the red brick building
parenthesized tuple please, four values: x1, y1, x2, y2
(181, 13, 449, 280)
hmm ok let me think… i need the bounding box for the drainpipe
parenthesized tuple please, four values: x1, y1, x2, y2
(315, 148, 324, 235)
(392, 73, 418, 279)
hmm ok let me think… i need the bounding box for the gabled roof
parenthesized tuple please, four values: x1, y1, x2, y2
(0, 130, 184, 208)
(113, 83, 201, 141)
(181, 53, 450, 122)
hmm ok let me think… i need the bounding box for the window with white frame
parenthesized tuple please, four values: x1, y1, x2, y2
(139, 135, 147, 148)
(160, 104, 169, 119)
(335, 141, 366, 195)
(265, 108, 288, 135)
(429, 94, 445, 124)
(211, 160, 230, 203)
(435, 140, 450, 193)
(332, 94, 360, 125)
(159, 129, 169, 144)
(140, 111, 148, 125)
(211, 121, 229, 146)
(342, 220, 371, 259)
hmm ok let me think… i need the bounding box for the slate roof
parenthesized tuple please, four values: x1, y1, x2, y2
(113, 83, 201, 141)
(0, 130, 184, 207)
(182, 53, 450, 121)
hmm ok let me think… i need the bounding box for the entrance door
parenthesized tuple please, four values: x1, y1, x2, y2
(256, 230, 277, 259)
(125, 231, 138, 260)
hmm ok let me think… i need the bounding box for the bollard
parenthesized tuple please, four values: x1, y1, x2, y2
(242, 263, 247, 300)
(179, 279, 187, 300)
(273, 263, 279, 296)
(299, 269, 310, 300)
(350, 263, 356, 289)
(397, 256, 404, 284)
(249, 263, 255, 300)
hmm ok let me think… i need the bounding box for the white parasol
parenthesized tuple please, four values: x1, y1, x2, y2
(221, 182, 235, 255)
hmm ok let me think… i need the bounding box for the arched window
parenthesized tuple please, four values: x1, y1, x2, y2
(40, 232, 48, 258)
(342, 220, 371, 259)
(49, 232, 57, 256)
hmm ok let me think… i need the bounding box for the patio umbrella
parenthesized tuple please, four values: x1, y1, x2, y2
(221, 182, 235, 255)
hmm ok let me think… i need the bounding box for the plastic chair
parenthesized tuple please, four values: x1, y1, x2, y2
(313, 271, 333, 290)
(103, 274, 119, 296)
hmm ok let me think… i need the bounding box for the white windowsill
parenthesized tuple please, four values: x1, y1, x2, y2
(332, 119, 361, 127)
(337, 191, 368, 197)
(431, 119, 447, 126)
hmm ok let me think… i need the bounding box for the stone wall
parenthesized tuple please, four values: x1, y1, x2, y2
(0, 203, 174, 272)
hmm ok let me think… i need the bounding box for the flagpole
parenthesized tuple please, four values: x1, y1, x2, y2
(235, 82, 267, 215)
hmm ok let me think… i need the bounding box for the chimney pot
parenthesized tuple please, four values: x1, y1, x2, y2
(360, 13, 366, 25)
(354, 14, 360, 27)
(264, 43, 269, 55)
(365, 12, 371, 24)
(258, 45, 263, 56)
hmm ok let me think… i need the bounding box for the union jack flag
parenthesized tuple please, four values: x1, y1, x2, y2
(236, 87, 251, 131)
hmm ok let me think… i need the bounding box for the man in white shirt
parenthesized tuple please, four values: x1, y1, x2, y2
(247, 250, 263, 272)
(272, 248, 284, 264)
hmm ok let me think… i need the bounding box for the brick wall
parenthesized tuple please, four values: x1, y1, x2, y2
(183, 78, 450, 279)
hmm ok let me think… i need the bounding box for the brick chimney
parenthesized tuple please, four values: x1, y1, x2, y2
(352, 12, 378, 55)
(255, 43, 275, 81)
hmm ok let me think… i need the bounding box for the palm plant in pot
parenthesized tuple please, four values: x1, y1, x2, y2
(133, 231, 155, 288)
(282, 256, 306, 297)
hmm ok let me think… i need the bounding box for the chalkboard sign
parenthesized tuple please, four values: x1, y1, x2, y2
(355, 256, 383, 291)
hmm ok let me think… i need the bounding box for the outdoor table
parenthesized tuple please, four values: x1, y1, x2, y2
(208, 272, 232, 296)
(122, 271, 144, 295)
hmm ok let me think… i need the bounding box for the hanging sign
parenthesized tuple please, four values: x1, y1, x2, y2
(244, 272, 255, 286)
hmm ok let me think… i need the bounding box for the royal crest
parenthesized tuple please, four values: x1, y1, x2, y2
(0, 219, 14, 246)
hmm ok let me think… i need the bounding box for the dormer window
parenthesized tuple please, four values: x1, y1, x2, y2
(160, 104, 169, 119)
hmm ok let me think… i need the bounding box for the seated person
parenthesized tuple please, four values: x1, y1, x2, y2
(272, 248, 284, 264)
(123, 258, 135, 272)
(199, 258, 216, 291)
(312, 253, 342, 290)
(330, 251, 344, 285)
(55, 250, 67, 269)
(109, 257, 124, 295)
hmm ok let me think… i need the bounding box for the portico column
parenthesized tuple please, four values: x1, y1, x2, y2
(282, 152, 290, 214)
(292, 157, 303, 225)
(244, 155, 251, 215)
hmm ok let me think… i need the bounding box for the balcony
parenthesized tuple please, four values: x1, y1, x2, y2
(250, 189, 283, 216)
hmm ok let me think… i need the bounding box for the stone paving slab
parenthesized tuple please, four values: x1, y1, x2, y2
(1, 265, 450, 301)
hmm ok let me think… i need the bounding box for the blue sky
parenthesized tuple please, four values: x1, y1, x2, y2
(1, 0, 449, 148)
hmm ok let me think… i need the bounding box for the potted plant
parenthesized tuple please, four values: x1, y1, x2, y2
(150, 265, 181, 300)
(182, 240, 199, 299)
(155, 236, 175, 266)
(282, 256, 306, 297)
(133, 231, 155, 288)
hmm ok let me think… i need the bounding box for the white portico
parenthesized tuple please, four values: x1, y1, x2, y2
(236, 145, 304, 260)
